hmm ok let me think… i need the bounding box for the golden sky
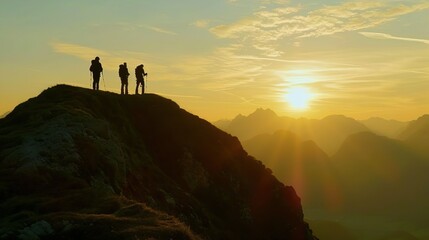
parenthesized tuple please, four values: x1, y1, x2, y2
(1, 1, 428, 121)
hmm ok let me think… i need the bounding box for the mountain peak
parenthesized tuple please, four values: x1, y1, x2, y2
(0, 85, 316, 240)
(251, 108, 278, 117)
(227, 108, 285, 141)
(231, 108, 278, 123)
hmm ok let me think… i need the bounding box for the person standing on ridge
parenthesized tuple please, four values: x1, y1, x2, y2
(119, 62, 130, 95)
(89, 57, 103, 90)
(135, 64, 147, 95)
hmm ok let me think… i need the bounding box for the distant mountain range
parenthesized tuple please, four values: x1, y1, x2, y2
(216, 109, 371, 155)
(216, 109, 429, 239)
(360, 117, 407, 138)
(214, 109, 416, 155)
(243, 129, 429, 217)
(0, 85, 317, 240)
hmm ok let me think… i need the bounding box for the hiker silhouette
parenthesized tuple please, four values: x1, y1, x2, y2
(89, 57, 103, 90)
(135, 64, 147, 95)
(119, 62, 130, 95)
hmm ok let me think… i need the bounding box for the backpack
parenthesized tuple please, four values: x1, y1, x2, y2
(119, 64, 129, 77)
(89, 60, 95, 72)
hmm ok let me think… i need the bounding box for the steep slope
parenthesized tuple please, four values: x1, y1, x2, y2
(331, 132, 429, 218)
(243, 130, 339, 209)
(0, 85, 316, 240)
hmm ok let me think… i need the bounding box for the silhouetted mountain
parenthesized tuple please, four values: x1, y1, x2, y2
(399, 114, 429, 157)
(222, 110, 370, 155)
(220, 111, 429, 239)
(243, 130, 339, 209)
(331, 131, 429, 218)
(360, 117, 407, 138)
(0, 85, 316, 240)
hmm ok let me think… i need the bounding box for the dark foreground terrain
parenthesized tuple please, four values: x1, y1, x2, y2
(0, 85, 317, 240)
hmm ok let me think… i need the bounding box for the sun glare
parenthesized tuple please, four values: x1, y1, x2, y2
(284, 87, 314, 110)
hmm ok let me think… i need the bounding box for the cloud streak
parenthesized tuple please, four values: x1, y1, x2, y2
(210, 1, 429, 56)
(360, 32, 429, 44)
(52, 43, 109, 61)
(53, 42, 129, 70)
(145, 26, 177, 35)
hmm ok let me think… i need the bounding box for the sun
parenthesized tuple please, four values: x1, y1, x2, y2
(284, 87, 314, 110)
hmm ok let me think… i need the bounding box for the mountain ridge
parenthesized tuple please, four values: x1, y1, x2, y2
(218, 109, 370, 155)
(215, 109, 420, 143)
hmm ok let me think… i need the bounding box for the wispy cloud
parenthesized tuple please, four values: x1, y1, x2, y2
(52, 42, 123, 70)
(52, 22, 429, 120)
(52, 43, 109, 61)
(260, 0, 290, 5)
(210, 1, 429, 56)
(233, 55, 358, 67)
(360, 32, 429, 44)
(145, 26, 177, 35)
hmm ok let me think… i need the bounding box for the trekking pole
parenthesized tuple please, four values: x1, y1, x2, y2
(89, 72, 92, 88)
(145, 73, 148, 93)
(102, 72, 106, 90)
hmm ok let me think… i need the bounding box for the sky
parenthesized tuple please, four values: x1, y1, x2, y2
(1, 0, 429, 121)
